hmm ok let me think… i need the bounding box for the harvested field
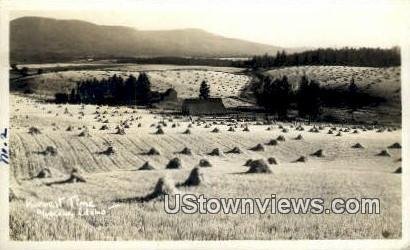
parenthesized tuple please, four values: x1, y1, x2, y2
(9, 93, 402, 240)
(265, 66, 401, 125)
(11, 67, 251, 100)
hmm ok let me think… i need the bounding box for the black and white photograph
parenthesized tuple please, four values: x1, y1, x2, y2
(0, 0, 409, 249)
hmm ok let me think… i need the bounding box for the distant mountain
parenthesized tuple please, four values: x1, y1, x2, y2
(10, 16, 288, 63)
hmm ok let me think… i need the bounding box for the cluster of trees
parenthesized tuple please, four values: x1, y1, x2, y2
(55, 73, 154, 105)
(297, 76, 321, 118)
(255, 76, 293, 118)
(254, 74, 384, 120)
(10, 64, 43, 77)
(246, 47, 400, 69)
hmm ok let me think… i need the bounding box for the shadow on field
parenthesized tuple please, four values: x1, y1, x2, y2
(45, 169, 86, 186)
(114, 177, 179, 203)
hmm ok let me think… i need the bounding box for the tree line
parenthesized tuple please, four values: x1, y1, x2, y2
(10, 64, 43, 77)
(254, 74, 385, 120)
(55, 73, 157, 105)
(246, 47, 400, 69)
(116, 57, 246, 67)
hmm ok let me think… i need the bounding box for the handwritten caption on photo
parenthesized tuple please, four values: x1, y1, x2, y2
(0, 128, 8, 165)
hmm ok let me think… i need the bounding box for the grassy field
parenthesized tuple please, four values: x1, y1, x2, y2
(9, 92, 402, 240)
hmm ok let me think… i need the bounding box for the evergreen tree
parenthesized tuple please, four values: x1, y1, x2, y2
(307, 79, 321, 119)
(199, 80, 210, 99)
(297, 75, 310, 117)
(135, 72, 152, 104)
(10, 64, 18, 72)
(125, 74, 138, 104)
(257, 75, 292, 118)
(296, 75, 321, 119)
(276, 76, 292, 117)
(348, 77, 359, 120)
(20, 67, 29, 77)
(348, 77, 358, 94)
(69, 88, 76, 103)
(116, 76, 126, 103)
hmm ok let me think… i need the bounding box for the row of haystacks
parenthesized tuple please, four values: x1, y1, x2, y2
(32, 139, 401, 168)
(117, 167, 207, 203)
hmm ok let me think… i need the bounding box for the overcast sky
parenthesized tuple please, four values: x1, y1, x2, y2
(8, 0, 409, 48)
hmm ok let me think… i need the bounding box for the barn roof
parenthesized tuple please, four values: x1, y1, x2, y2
(182, 98, 224, 105)
(181, 98, 226, 115)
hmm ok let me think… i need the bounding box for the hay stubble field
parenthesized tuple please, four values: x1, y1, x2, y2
(9, 64, 402, 240)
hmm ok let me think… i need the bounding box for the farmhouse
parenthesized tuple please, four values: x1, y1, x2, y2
(182, 98, 226, 115)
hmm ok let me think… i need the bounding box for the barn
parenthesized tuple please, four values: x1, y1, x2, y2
(181, 98, 226, 115)
(162, 88, 178, 101)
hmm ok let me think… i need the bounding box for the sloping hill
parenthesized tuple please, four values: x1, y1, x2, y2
(10, 17, 284, 63)
(265, 66, 401, 104)
(10, 68, 250, 99)
(265, 66, 401, 125)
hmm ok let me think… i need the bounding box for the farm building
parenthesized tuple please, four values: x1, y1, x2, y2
(162, 88, 178, 101)
(182, 98, 226, 115)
